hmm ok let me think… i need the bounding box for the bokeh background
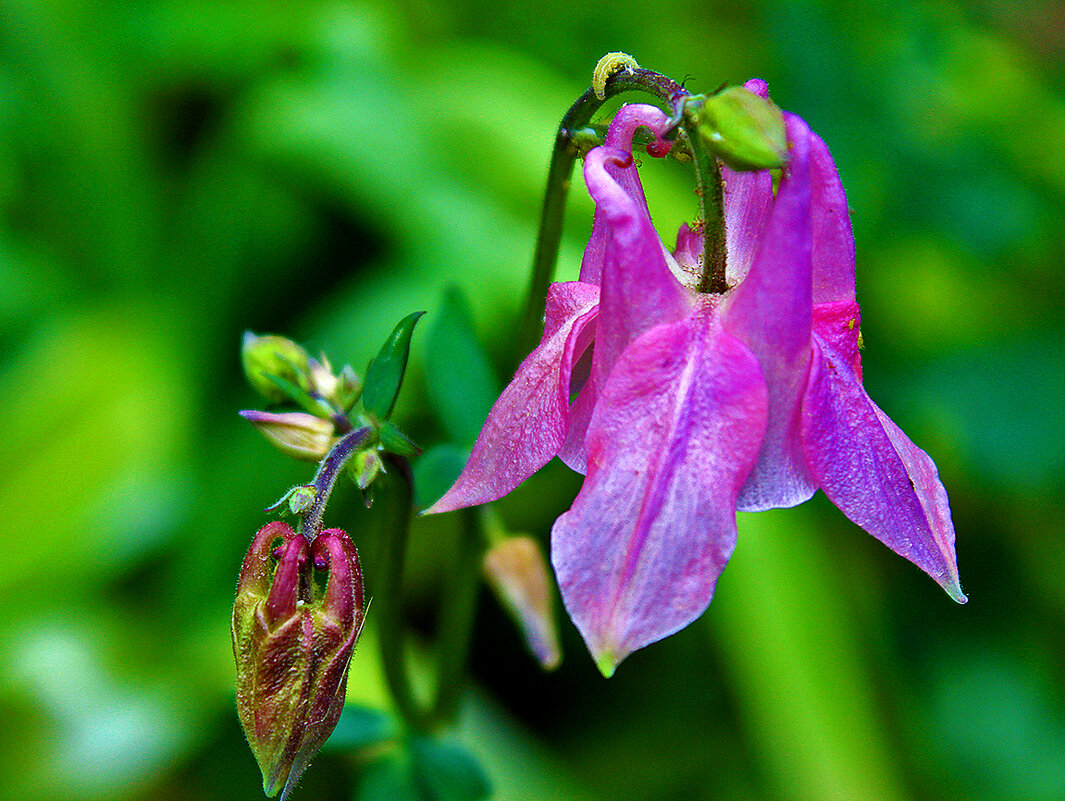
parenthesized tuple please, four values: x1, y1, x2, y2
(2, 1, 1064, 799)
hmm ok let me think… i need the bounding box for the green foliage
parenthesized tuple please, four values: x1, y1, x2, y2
(363, 312, 426, 421)
(413, 444, 471, 510)
(356, 736, 491, 801)
(324, 704, 401, 752)
(379, 421, 422, 458)
(425, 286, 501, 447)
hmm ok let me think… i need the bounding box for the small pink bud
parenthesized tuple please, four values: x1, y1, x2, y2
(240, 410, 336, 461)
(483, 536, 561, 670)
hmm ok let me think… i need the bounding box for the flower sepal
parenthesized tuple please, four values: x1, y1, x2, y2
(362, 311, 426, 422)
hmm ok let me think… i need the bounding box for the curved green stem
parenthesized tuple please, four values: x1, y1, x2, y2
(514, 68, 690, 362)
(375, 454, 431, 731)
(296, 417, 483, 732)
(684, 101, 728, 294)
(429, 506, 484, 725)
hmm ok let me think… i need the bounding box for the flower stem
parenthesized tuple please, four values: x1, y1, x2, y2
(514, 68, 691, 362)
(376, 453, 431, 731)
(429, 506, 484, 725)
(297, 427, 373, 542)
(686, 110, 728, 294)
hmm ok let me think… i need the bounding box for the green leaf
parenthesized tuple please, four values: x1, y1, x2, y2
(355, 749, 422, 801)
(380, 421, 421, 457)
(425, 287, 499, 445)
(410, 737, 491, 801)
(322, 704, 399, 752)
(362, 311, 426, 421)
(354, 737, 490, 801)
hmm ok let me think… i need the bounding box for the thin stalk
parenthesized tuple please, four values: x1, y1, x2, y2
(685, 108, 728, 294)
(297, 427, 372, 542)
(429, 506, 484, 725)
(376, 453, 431, 731)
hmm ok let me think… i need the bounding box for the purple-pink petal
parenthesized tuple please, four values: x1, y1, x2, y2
(583, 146, 694, 375)
(424, 281, 599, 514)
(556, 373, 597, 474)
(579, 104, 673, 285)
(801, 334, 966, 602)
(552, 312, 768, 675)
(561, 122, 694, 474)
(810, 130, 856, 304)
(671, 222, 704, 287)
(813, 300, 862, 379)
(722, 165, 773, 286)
(725, 113, 818, 512)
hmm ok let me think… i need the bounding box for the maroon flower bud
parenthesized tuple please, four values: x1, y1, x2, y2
(232, 522, 365, 799)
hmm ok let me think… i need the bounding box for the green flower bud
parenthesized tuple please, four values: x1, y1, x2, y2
(348, 448, 385, 491)
(242, 332, 312, 404)
(335, 365, 362, 413)
(264, 484, 316, 516)
(308, 357, 338, 400)
(233, 523, 365, 798)
(694, 87, 788, 171)
(240, 410, 336, 461)
(287, 486, 317, 516)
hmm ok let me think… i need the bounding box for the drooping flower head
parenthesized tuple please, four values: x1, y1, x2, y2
(428, 81, 963, 675)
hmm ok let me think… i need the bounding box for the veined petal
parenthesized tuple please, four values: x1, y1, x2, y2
(584, 144, 693, 387)
(726, 113, 818, 511)
(559, 130, 695, 475)
(585, 149, 693, 353)
(810, 131, 856, 304)
(813, 300, 862, 380)
(722, 165, 773, 286)
(557, 375, 596, 474)
(801, 335, 966, 602)
(425, 282, 599, 514)
(579, 104, 673, 285)
(552, 312, 768, 675)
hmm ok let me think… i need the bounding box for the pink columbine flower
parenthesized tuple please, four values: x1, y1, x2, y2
(427, 82, 964, 675)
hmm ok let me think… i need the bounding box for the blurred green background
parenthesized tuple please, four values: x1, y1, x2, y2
(2, 0, 1064, 799)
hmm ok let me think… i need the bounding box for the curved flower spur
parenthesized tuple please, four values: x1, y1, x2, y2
(427, 80, 964, 675)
